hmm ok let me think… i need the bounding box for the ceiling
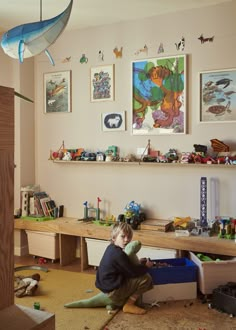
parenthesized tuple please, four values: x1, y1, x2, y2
(0, 0, 231, 33)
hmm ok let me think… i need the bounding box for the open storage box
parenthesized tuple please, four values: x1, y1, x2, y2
(85, 238, 176, 267)
(143, 258, 197, 303)
(189, 251, 236, 295)
(26, 230, 59, 261)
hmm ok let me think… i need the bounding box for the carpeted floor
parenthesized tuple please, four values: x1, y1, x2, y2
(14, 267, 116, 330)
(14, 263, 236, 330)
(106, 298, 236, 330)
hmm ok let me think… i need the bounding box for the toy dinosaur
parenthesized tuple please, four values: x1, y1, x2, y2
(64, 240, 142, 309)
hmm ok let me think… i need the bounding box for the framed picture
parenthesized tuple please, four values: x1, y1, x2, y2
(44, 70, 71, 113)
(132, 55, 186, 135)
(102, 111, 126, 132)
(91, 64, 114, 102)
(199, 68, 236, 123)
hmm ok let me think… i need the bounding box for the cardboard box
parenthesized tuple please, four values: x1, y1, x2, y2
(189, 251, 236, 294)
(85, 238, 176, 267)
(26, 230, 59, 261)
(143, 282, 197, 303)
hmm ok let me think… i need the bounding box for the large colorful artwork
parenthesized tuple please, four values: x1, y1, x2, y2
(132, 55, 186, 135)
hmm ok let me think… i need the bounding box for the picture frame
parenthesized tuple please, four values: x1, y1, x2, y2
(199, 68, 236, 123)
(102, 111, 126, 132)
(91, 64, 114, 102)
(132, 55, 187, 135)
(44, 70, 71, 113)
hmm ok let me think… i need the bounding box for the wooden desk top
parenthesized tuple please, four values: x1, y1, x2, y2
(14, 217, 236, 257)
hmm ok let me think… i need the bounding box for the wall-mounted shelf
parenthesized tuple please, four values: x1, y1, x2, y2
(52, 160, 236, 169)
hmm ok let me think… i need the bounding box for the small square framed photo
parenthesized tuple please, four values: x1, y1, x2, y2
(199, 68, 236, 123)
(44, 70, 72, 113)
(91, 64, 115, 102)
(102, 112, 126, 131)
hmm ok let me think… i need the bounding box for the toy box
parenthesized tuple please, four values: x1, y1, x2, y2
(189, 251, 236, 294)
(211, 282, 236, 315)
(85, 238, 176, 267)
(26, 230, 59, 261)
(143, 258, 198, 303)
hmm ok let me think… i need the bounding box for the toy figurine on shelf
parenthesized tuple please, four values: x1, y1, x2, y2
(118, 201, 146, 230)
(82, 198, 102, 222)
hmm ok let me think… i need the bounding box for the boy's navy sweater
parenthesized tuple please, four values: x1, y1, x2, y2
(95, 243, 148, 293)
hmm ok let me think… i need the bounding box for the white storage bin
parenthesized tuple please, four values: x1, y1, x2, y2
(85, 238, 109, 266)
(137, 246, 176, 259)
(189, 251, 236, 294)
(26, 230, 59, 261)
(143, 282, 197, 303)
(85, 238, 176, 267)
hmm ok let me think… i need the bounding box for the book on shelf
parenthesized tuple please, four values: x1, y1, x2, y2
(33, 191, 49, 216)
(40, 197, 51, 216)
(45, 200, 57, 217)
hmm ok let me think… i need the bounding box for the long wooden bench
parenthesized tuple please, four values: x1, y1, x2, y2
(15, 217, 236, 271)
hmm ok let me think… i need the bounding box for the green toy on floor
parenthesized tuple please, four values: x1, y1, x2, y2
(64, 240, 142, 309)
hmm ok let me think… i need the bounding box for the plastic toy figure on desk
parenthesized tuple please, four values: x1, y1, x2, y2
(82, 197, 102, 222)
(118, 201, 146, 230)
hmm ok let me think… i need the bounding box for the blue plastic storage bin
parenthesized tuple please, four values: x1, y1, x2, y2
(148, 258, 197, 285)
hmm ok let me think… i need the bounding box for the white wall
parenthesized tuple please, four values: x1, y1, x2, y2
(33, 1, 236, 221)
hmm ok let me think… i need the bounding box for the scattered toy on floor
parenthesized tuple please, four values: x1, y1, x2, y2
(15, 273, 40, 298)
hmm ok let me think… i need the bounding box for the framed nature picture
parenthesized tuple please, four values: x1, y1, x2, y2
(91, 64, 114, 102)
(102, 111, 126, 132)
(199, 68, 236, 123)
(132, 55, 186, 135)
(44, 70, 71, 113)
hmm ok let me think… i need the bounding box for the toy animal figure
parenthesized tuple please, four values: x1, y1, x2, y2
(198, 34, 214, 44)
(1, 0, 73, 65)
(62, 151, 72, 161)
(15, 273, 40, 298)
(113, 47, 123, 58)
(64, 241, 142, 309)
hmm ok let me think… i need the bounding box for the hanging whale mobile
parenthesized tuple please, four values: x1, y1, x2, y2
(0, 0, 73, 66)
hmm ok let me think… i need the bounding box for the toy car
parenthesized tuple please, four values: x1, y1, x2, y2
(79, 151, 96, 161)
(118, 201, 146, 230)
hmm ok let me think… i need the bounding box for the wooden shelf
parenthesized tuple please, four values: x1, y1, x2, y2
(52, 160, 236, 168)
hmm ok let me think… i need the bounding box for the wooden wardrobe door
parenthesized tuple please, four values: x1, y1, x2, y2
(0, 86, 15, 309)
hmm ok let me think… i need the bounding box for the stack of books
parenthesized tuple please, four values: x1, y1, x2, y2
(33, 191, 57, 217)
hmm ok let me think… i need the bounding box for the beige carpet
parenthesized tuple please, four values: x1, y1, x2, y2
(14, 267, 116, 330)
(106, 298, 236, 330)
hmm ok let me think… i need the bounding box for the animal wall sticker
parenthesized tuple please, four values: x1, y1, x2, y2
(175, 37, 185, 51)
(113, 47, 123, 58)
(157, 42, 164, 54)
(198, 34, 214, 44)
(0, 0, 73, 65)
(134, 44, 148, 56)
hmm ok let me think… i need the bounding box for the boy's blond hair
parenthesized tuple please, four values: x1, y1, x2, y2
(111, 222, 133, 242)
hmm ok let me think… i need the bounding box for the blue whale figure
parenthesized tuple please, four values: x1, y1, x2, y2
(1, 0, 73, 65)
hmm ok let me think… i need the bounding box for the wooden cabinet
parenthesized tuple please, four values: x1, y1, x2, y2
(0, 86, 55, 329)
(0, 86, 15, 309)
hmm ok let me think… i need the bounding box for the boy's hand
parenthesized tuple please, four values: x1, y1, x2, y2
(139, 257, 147, 265)
(145, 258, 154, 268)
